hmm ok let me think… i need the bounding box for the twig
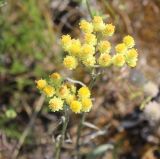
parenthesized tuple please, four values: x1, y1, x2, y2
(12, 95, 45, 159)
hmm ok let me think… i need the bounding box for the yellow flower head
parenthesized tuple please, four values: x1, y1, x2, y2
(125, 48, 138, 62)
(43, 85, 55, 97)
(78, 86, 91, 98)
(70, 100, 82, 113)
(84, 33, 97, 46)
(103, 24, 115, 36)
(69, 39, 81, 56)
(50, 72, 61, 80)
(80, 44, 95, 57)
(98, 53, 112, 67)
(92, 16, 105, 32)
(98, 40, 111, 54)
(63, 55, 78, 70)
(123, 35, 135, 48)
(61, 35, 72, 51)
(82, 55, 96, 67)
(125, 48, 138, 67)
(115, 43, 127, 54)
(61, 34, 71, 45)
(127, 59, 137, 67)
(49, 97, 64, 112)
(112, 54, 125, 67)
(36, 79, 47, 90)
(79, 19, 93, 33)
(59, 85, 70, 99)
(81, 98, 93, 112)
(65, 94, 76, 105)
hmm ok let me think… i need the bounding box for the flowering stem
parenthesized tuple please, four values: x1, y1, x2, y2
(75, 1, 95, 158)
(75, 112, 86, 158)
(75, 69, 98, 159)
(55, 106, 69, 159)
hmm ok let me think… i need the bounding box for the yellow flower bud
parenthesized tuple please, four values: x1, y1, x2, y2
(36, 79, 47, 90)
(112, 54, 125, 67)
(84, 33, 97, 46)
(125, 48, 138, 62)
(49, 97, 64, 112)
(65, 94, 76, 105)
(81, 98, 93, 112)
(70, 100, 82, 113)
(98, 53, 112, 67)
(103, 24, 115, 36)
(70, 84, 76, 94)
(79, 19, 93, 33)
(82, 55, 96, 67)
(50, 72, 61, 80)
(43, 85, 55, 97)
(98, 40, 111, 54)
(59, 85, 70, 99)
(127, 60, 137, 67)
(69, 39, 81, 56)
(125, 48, 138, 67)
(61, 35, 71, 44)
(92, 16, 105, 32)
(63, 56, 78, 70)
(115, 43, 127, 54)
(80, 44, 95, 57)
(78, 86, 91, 98)
(61, 35, 72, 52)
(123, 35, 135, 48)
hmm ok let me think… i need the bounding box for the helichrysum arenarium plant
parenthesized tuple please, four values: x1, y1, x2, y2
(36, 12, 138, 159)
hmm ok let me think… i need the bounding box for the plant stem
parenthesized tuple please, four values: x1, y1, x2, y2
(75, 112, 86, 158)
(86, 0, 93, 19)
(75, 1, 95, 158)
(55, 106, 69, 159)
(75, 69, 98, 159)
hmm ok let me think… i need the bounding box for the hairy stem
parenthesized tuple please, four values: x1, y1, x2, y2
(55, 106, 69, 159)
(75, 69, 98, 159)
(75, 112, 86, 158)
(75, 1, 96, 158)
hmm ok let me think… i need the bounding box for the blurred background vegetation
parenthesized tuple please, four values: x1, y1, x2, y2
(0, 0, 160, 159)
(0, 0, 56, 155)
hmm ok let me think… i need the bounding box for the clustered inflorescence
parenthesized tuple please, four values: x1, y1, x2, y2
(36, 73, 92, 113)
(61, 16, 138, 70)
(36, 16, 139, 114)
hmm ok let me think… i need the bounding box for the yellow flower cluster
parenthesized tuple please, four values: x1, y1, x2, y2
(113, 35, 138, 67)
(36, 73, 93, 113)
(61, 16, 138, 69)
(70, 86, 92, 113)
